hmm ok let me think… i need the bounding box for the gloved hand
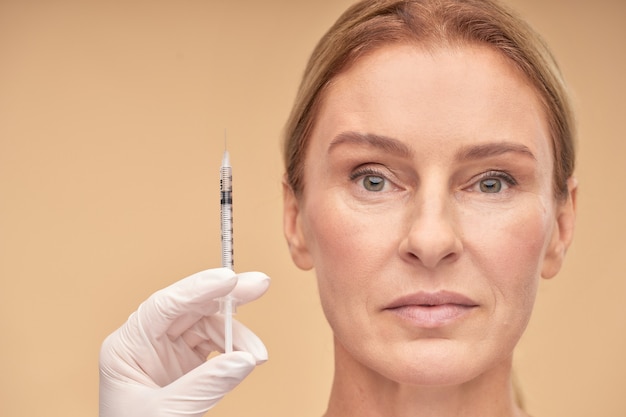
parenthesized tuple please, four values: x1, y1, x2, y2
(99, 268, 270, 417)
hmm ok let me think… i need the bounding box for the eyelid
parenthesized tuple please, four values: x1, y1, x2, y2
(349, 164, 403, 194)
(467, 170, 518, 193)
(476, 170, 518, 185)
(349, 165, 389, 181)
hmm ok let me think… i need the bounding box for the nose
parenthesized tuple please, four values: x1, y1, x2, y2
(399, 192, 462, 269)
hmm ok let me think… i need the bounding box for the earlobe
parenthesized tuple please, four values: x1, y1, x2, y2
(541, 177, 578, 279)
(283, 178, 314, 270)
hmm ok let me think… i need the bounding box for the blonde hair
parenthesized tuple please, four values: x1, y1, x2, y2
(283, 0, 575, 200)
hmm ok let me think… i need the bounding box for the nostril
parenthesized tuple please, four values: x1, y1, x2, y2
(399, 214, 463, 269)
(442, 251, 460, 262)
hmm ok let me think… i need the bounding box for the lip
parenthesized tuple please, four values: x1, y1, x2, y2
(385, 291, 479, 328)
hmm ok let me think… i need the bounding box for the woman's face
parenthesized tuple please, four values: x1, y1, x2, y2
(284, 44, 576, 385)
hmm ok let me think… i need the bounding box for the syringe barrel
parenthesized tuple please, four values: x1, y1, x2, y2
(220, 164, 233, 270)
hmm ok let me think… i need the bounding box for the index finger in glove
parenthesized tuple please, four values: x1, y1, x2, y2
(139, 268, 238, 339)
(166, 271, 270, 340)
(228, 271, 271, 306)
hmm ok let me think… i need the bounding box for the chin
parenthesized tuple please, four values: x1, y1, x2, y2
(364, 340, 509, 388)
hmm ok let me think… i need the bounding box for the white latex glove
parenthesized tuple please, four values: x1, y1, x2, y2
(99, 268, 270, 417)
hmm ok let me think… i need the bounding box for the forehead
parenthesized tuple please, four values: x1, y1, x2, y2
(310, 43, 550, 162)
(317, 44, 545, 136)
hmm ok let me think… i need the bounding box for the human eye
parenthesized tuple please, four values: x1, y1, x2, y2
(349, 166, 392, 192)
(469, 171, 517, 194)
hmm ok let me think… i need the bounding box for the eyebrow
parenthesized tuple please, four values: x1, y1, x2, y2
(455, 142, 536, 162)
(328, 131, 536, 162)
(328, 131, 413, 158)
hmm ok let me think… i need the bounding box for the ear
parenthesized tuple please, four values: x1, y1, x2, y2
(283, 177, 314, 270)
(541, 177, 578, 279)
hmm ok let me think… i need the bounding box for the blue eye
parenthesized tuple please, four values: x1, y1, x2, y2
(479, 178, 503, 193)
(362, 175, 385, 191)
(473, 171, 516, 194)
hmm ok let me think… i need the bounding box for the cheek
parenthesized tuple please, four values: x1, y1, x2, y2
(302, 196, 394, 319)
(463, 200, 553, 316)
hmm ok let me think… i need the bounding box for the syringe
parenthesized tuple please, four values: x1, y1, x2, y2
(219, 149, 235, 353)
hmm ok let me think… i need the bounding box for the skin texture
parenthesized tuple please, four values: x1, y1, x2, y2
(283, 43, 576, 417)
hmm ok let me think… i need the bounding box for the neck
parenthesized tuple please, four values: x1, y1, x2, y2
(324, 340, 529, 417)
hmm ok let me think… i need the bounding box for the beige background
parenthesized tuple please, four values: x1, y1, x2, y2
(1, 0, 624, 416)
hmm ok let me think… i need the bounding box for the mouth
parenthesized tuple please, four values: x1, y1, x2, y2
(385, 291, 479, 328)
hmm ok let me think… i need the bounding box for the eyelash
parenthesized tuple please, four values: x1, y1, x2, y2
(349, 166, 393, 192)
(348, 167, 518, 193)
(469, 170, 518, 188)
(349, 166, 387, 182)
(475, 170, 518, 187)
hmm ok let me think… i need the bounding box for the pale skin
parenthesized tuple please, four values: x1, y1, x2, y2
(284, 43, 577, 417)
